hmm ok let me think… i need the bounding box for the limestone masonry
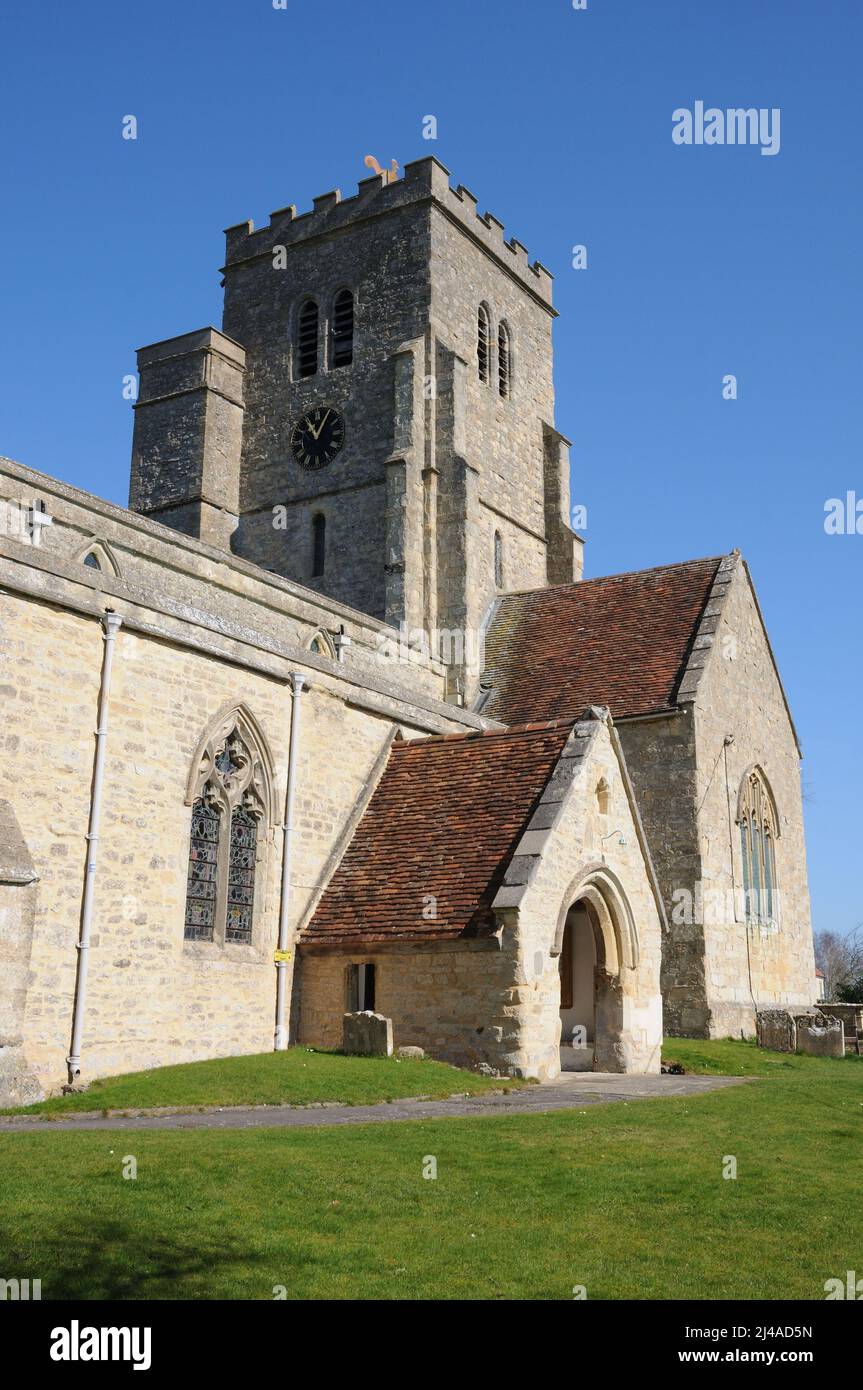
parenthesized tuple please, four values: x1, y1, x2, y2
(0, 158, 815, 1102)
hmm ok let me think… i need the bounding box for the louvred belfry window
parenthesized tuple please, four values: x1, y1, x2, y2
(331, 289, 354, 367)
(477, 305, 490, 384)
(298, 300, 319, 378)
(498, 322, 511, 398)
(183, 714, 270, 947)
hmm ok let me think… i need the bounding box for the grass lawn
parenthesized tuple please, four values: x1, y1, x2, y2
(0, 1048, 520, 1117)
(0, 1040, 860, 1299)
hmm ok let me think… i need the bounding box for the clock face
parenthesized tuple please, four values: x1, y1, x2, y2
(290, 406, 345, 470)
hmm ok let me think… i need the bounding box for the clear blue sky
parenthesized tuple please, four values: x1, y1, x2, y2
(1, 0, 859, 937)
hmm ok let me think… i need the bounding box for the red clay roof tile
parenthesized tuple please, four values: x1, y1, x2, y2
(481, 556, 724, 725)
(303, 721, 572, 945)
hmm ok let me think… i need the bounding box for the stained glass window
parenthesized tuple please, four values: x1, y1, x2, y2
(184, 797, 221, 941)
(183, 718, 268, 949)
(226, 805, 258, 944)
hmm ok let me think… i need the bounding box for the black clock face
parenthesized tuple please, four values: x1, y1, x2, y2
(290, 406, 345, 470)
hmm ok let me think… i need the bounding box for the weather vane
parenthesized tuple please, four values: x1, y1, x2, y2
(364, 154, 399, 184)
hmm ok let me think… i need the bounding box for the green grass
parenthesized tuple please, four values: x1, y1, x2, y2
(0, 1048, 520, 1117)
(0, 1040, 860, 1299)
(664, 1035, 863, 1076)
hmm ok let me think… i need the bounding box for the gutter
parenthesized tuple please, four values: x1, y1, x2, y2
(66, 611, 122, 1083)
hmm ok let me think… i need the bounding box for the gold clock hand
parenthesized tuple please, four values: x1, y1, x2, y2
(309, 408, 329, 440)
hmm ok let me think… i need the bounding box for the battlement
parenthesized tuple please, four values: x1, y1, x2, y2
(223, 157, 553, 306)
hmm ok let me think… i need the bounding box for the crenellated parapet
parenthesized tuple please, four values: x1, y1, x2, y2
(223, 157, 553, 307)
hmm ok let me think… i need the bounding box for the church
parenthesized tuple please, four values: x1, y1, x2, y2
(0, 157, 817, 1105)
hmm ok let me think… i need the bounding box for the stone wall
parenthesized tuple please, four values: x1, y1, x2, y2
(429, 196, 559, 648)
(693, 561, 816, 1036)
(297, 940, 518, 1070)
(0, 457, 488, 1101)
(618, 558, 816, 1041)
(617, 711, 705, 1036)
(0, 800, 41, 1104)
(502, 717, 664, 1079)
(225, 191, 432, 621)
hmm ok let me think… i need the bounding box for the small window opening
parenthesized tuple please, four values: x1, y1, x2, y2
(312, 513, 326, 577)
(347, 962, 376, 1012)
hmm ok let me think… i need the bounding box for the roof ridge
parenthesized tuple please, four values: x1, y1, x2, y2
(500, 552, 732, 601)
(395, 717, 573, 749)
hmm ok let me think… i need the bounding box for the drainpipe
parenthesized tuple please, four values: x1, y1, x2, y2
(275, 672, 306, 1050)
(67, 610, 122, 1084)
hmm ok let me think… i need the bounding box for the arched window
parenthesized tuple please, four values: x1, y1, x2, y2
(493, 530, 503, 588)
(76, 538, 121, 577)
(312, 513, 326, 577)
(183, 709, 273, 947)
(498, 322, 511, 398)
(331, 289, 354, 368)
(477, 305, 491, 384)
(309, 629, 336, 659)
(297, 299, 319, 378)
(737, 768, 780, 927)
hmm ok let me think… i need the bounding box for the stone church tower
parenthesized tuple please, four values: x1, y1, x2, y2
(129, 157, 582, 701)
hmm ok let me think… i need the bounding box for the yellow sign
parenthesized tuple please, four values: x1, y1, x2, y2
(273, 950, 292, 963)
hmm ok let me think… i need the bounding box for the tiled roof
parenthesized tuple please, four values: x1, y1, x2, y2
(303, 721, 572, 946)
(481, 556, 725, 725)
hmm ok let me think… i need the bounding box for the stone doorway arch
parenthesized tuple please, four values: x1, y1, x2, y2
(553, 865, 639, 1073)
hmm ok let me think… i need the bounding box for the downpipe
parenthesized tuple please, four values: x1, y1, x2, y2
(275, 672, 306, 1050)
(66, 611, 122, 1084)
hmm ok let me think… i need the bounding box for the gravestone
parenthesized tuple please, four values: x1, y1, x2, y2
(343, 1011, 393, 1057)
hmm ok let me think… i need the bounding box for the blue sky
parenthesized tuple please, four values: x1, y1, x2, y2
(0, 0, 859, 937)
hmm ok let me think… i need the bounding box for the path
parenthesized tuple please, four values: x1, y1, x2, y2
(0, 1072, 745, 1132)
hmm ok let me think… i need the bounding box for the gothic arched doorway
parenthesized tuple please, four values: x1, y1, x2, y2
(554, 867, 639, 1073)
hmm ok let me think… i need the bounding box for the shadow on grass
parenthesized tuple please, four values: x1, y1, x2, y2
(0, 1216, 275, 1300)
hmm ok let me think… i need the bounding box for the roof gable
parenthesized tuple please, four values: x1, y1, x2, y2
(480, 556, 725, 725)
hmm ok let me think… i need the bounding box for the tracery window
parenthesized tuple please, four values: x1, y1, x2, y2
(737, 768, 779, 927)
(184, 713, 270, 946)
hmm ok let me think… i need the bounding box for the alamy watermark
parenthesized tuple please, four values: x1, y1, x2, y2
(672, 102, 780, 157)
